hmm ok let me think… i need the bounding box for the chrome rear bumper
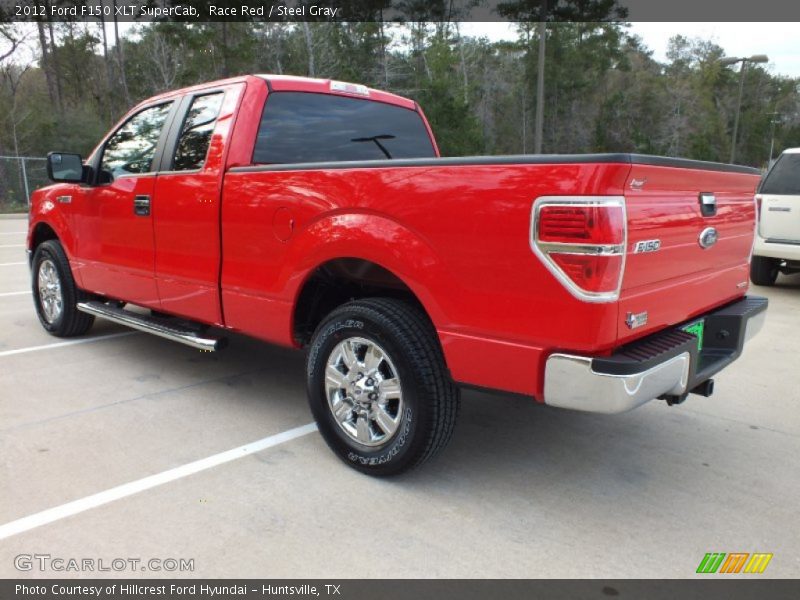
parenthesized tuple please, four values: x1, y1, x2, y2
(543, 295, 768, 414)
(545, 352, 691, 414)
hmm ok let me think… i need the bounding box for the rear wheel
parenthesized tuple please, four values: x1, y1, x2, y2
(32, 240, 94, 337)
(306, 298, 459, 476)
(750, 256, 779, 286)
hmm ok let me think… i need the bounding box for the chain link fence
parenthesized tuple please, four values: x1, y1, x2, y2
(0, 156, 49, 213)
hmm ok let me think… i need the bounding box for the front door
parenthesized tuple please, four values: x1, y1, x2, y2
(76, 101, 176, 307)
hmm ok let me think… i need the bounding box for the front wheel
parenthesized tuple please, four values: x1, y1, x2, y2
(32, 240, 94, 337)
(750, 255, 779, 286)
(306, 298, 460, 476)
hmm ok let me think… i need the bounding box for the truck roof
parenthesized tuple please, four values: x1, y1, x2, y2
(257, 75, 418, 111)
(134, 74, 417, 113)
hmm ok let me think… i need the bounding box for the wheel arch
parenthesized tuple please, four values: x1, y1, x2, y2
(283, 210, 455, 348)
(292, 256, 437, 347)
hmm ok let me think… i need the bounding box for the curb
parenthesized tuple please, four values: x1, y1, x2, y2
(0, 214, 27, 220)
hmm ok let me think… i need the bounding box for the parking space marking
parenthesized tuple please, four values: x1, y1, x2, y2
(0, 291, 29, 297)
(0, 262, 26, 266)
(0, 422, 318, 540)
(0, 244, 25, 248)
(0, 331, 137, 358)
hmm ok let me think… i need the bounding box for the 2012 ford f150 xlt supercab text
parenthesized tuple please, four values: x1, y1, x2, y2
(28, 75, 767, 475)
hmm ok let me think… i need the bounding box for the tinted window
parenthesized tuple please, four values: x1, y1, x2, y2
(101, 103, 172, 178)
(253, 92, 436, 164)
(173, 93, 224, 171)
(760, 154, 800, 195)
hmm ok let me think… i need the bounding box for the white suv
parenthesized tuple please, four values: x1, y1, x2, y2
(752, 148, 800, 286)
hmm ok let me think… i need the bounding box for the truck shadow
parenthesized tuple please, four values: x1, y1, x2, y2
(81, 318, 760, 515)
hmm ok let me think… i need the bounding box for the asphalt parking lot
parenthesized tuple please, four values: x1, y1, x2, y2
(0, 213, 799, 579)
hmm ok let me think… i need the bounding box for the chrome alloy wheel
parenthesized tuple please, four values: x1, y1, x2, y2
(325, 337, 404, 447)
(37, 259, 63, 324)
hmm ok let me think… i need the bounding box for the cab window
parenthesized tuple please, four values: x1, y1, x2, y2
(253, 92, 436, 164)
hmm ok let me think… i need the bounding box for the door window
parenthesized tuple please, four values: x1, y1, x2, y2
(173, 92, 225, 171)
(100, 102, 173, 180)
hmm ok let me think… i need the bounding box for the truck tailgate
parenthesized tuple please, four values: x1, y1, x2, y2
(618, 163, 760, 344)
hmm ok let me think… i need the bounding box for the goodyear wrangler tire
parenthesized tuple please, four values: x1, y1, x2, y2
(306, 298, 460, 476)
(32, 240, 94, 337)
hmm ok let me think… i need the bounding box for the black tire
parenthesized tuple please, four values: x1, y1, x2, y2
(31, 240, 95, 337)
(750, 256, 779, 286)
(306, 298, 460, 476)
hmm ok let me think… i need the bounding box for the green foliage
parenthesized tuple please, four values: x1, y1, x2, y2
(0, 20, 798, 173)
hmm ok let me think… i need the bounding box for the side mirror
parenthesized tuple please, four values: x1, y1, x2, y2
(47, 152, 86, 184)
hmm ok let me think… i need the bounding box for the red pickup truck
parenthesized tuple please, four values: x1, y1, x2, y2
(28, 75, 767, 475)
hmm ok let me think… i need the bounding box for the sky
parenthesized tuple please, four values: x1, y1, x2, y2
(459, 22, 800, 78)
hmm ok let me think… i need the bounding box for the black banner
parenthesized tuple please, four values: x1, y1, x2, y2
(2, 580, 800, 600)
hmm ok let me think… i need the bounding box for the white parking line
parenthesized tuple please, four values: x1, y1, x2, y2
(0, 331, 137, 357)
(0, 262, 26, 266)
(0, 291, 28, 297)
(0, 232, 25, 236)
(0, 244, 25, 248)
(0, 422, 318, 540)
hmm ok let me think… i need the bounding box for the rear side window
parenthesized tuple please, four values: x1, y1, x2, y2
(253, 92, 436, 164)
(760, 154, 800, 195)
(173, 92, 224, 171)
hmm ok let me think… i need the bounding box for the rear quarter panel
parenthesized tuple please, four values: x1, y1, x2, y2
(221, 161, 631, 397)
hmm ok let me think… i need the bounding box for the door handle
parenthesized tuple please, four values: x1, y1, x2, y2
(134, 195, 151, 216)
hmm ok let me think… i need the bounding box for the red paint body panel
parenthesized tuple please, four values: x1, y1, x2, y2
(27, 75, 762, 402)
(619, 165, 757, 344)
(74, 175, 161, 307)
(220, 162, 631, 399)
(152, 82, 246, 325)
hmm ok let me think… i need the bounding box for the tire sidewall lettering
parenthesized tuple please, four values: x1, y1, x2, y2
(346, 406, 413, 466)
(309, 313, 419, 469)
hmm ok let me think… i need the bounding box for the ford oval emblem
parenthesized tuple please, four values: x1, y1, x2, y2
(699, 227, 718, 249)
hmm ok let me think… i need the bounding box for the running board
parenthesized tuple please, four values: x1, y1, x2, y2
(77, 301, 227, 351)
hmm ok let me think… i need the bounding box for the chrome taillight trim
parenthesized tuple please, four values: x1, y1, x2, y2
(529, 196, 628, 303)
(536, 241, 624, 256)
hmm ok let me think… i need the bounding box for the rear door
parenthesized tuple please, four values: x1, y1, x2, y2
(152, 83, 244, 324)
(758, 151, 800, 243)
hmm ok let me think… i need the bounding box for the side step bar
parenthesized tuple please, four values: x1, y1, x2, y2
(77, 301, 227, 351)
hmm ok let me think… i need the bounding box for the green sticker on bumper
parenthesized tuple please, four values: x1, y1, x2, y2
(682, 320, 705, 351)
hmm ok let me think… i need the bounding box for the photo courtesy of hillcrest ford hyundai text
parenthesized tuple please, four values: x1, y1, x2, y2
(28, 74, 767, 476)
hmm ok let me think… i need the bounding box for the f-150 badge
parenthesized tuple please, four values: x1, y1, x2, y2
(632, 239, 661, 253)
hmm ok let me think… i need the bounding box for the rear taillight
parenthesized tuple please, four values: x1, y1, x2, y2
(530, 197, 626, 302)
(755, 193, 763, 231)
(751, 194, 762, 262)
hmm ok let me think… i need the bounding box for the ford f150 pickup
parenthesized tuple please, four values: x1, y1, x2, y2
(28, 75, 767, 475)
